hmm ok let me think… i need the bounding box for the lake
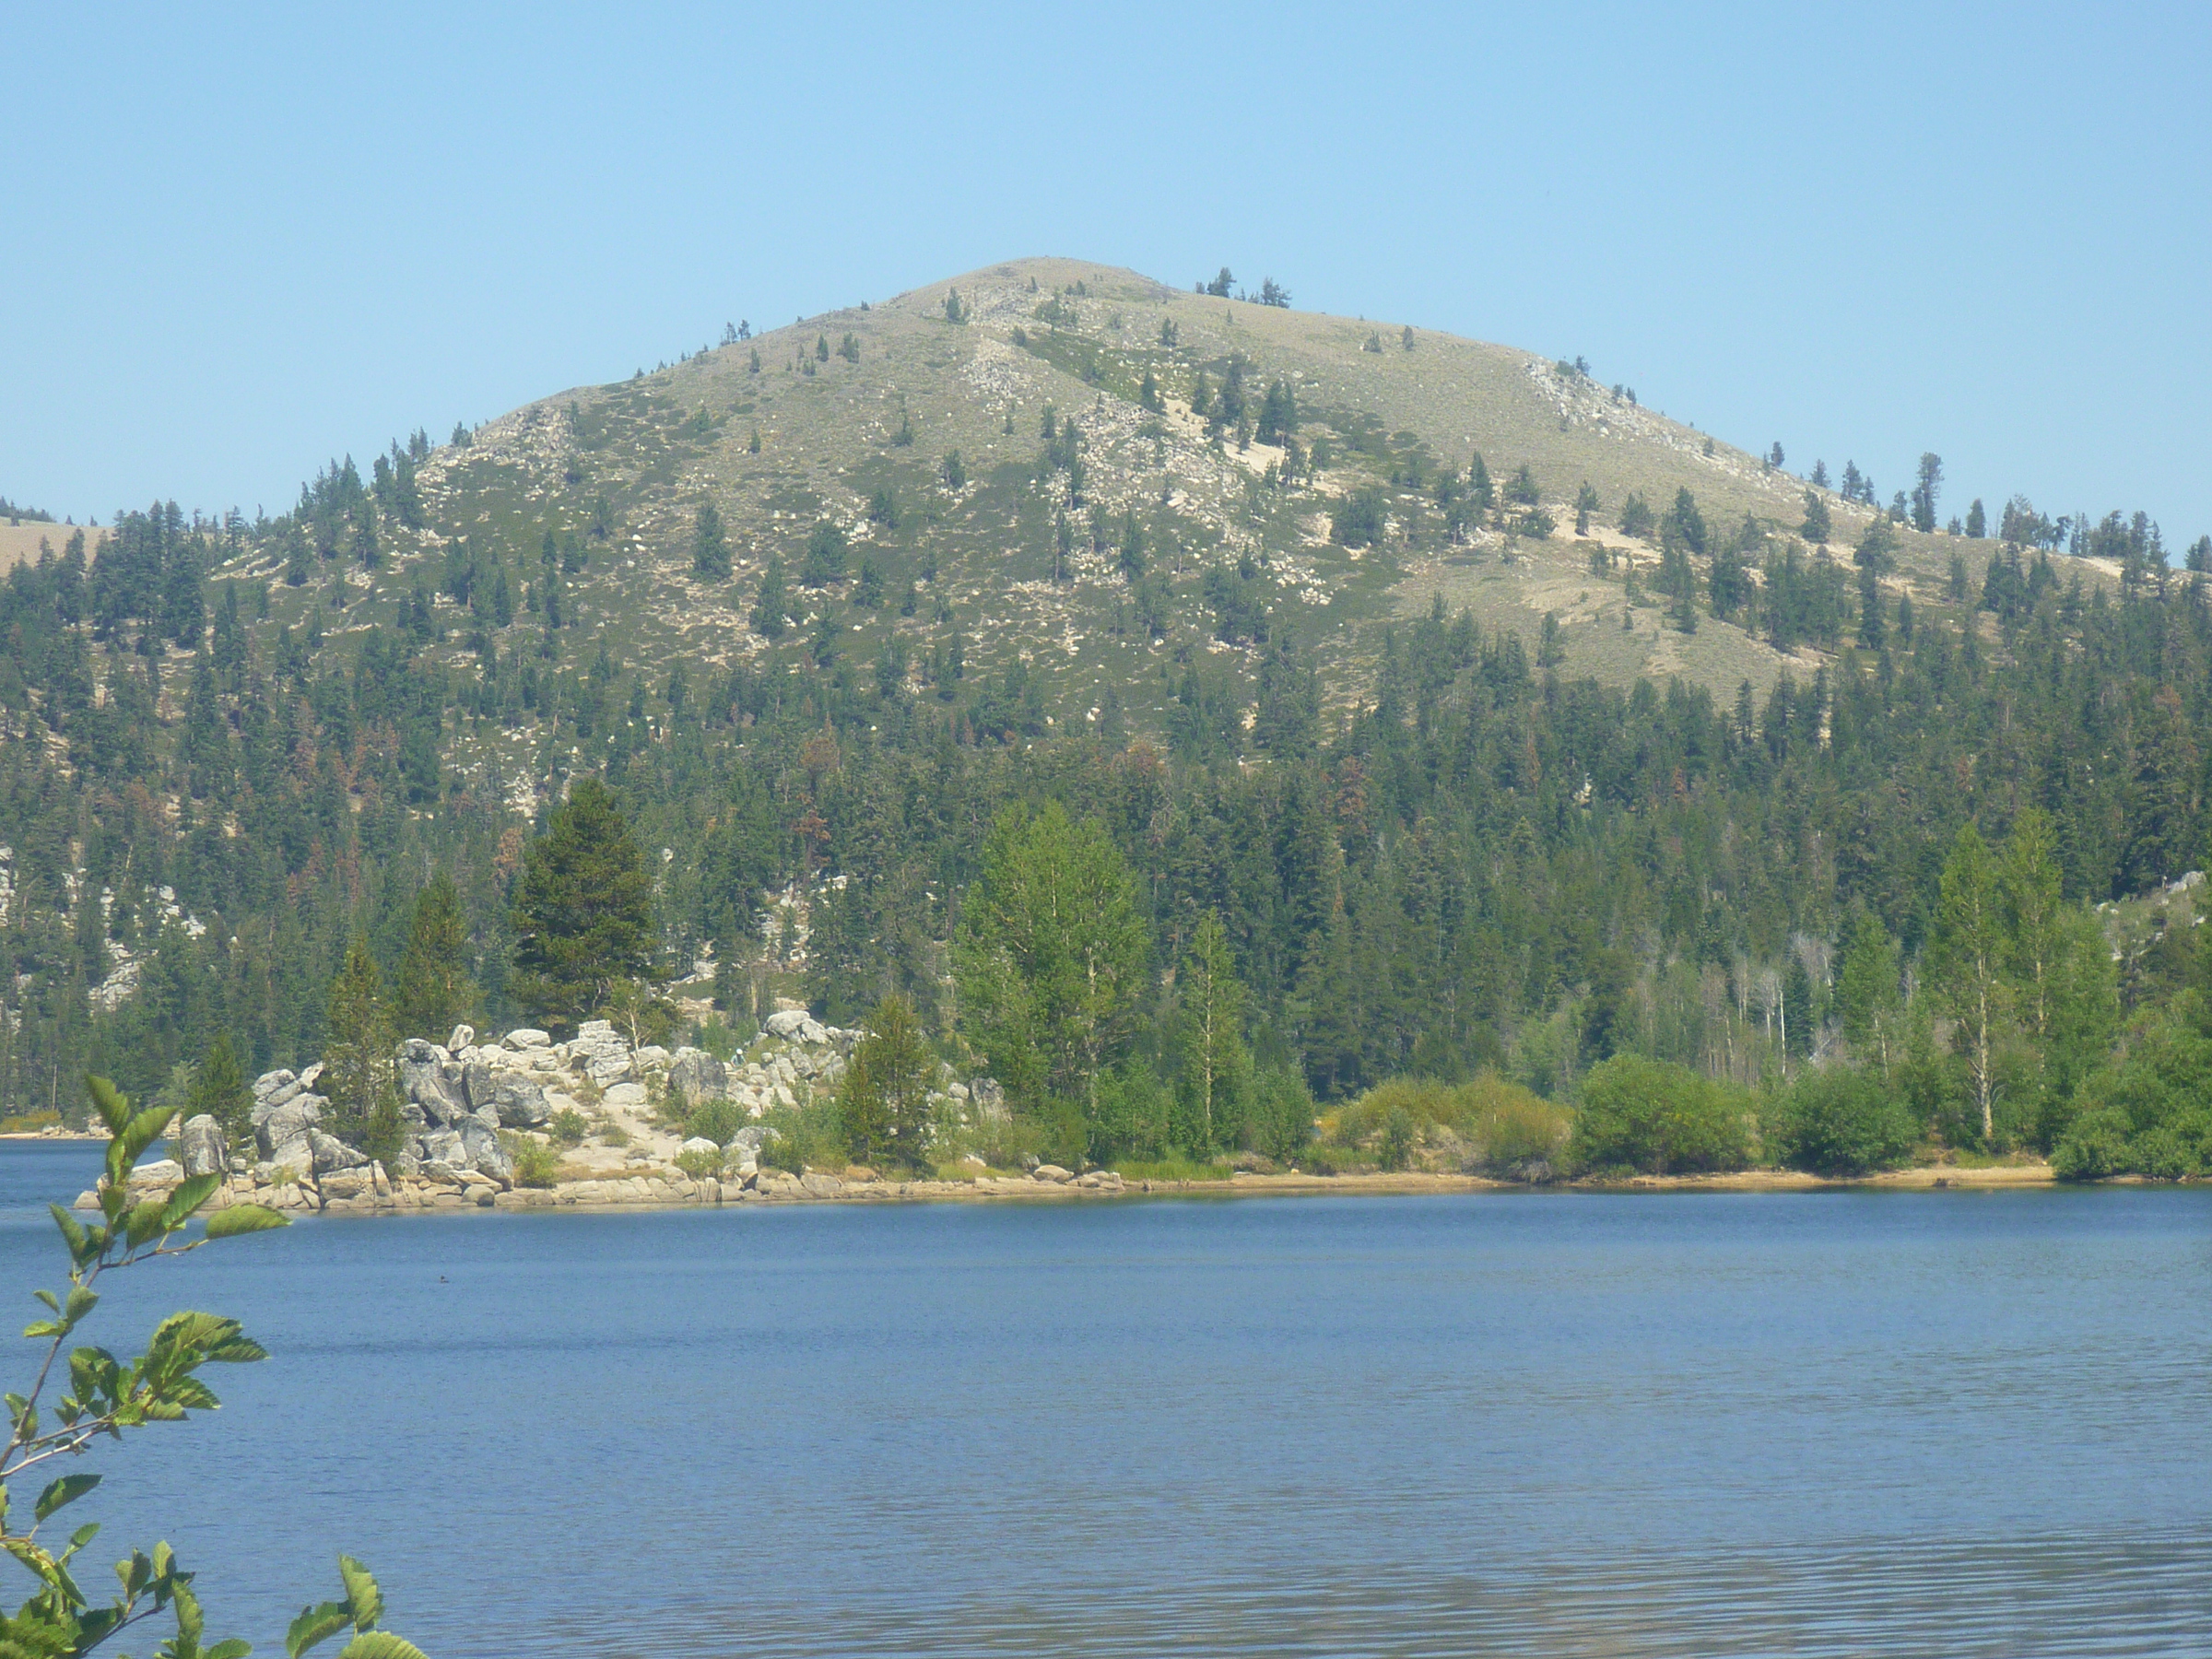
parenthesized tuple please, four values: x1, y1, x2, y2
(1, 1142, 2206, 1655)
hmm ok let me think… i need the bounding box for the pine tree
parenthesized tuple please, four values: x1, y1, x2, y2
(1801, 488, 1831, 544)
(1912, 453, 1943, 534)
(2001, 808, 2064, 1040)
(395, 872, 479, 1040)
(185, 1030, 253, 1151)
(837, 994, 935, 1170)
(752, 554, 791, 638)
(2122, 688, 2198, 892)
(1781, 955, 1814, 1060)
(1467, 453, 1493, 511)
(509, 777, 658, 1034)
(1836, 911, 1902, 1072)
(693, 502, 731, 580)
(324, 938, 404, 1167)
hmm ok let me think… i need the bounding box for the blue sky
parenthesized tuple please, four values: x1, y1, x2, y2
(6, 2, 2207, 546)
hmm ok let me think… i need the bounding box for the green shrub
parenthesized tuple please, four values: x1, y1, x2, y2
(674, 1147, 725, 1181)
(598, 1121, 630, 1147)
(1769, 1067, 1919, 1174)
(2053, 1015, 2212, 1179)
(1378, 1105, 1415, 1171)
(1569, 1054, 1752, 1175)
(686, 1097, 747, 1147)
(696, 1014, 752, 1061)
(1247, 1067, 1316, 1161)
(933, 1106, 1051, 1173)
(509, 1135, 563, 1189)
(548, 1107, 589, 1147)
(1090, 1063, 1171, 1161)
(2050, 1108, 2128, 1180)
(1325, 1071, 1568, 1173)
(757, 1095, 845, 1172)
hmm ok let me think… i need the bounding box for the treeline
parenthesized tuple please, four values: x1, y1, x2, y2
(2, 482, 2211, 1177)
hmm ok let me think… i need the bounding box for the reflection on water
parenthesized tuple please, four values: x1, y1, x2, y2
(0, 1143, 2204, 1656)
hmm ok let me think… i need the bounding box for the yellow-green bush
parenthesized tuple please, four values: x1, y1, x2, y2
(1323, 1072, 1571, 1173)
(508, 1135, 563, 1189)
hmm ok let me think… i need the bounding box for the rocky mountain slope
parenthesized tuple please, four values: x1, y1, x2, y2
(220, 255, 2071, 743)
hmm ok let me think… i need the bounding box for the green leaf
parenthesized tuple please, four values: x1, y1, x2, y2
(335, 1557, 381, 1630)
(2, 1533, 61, 1586)
(48, 1205, 88, 1263)
(335, 1636, 428, 1659)
(62, 1286, 97, 1325)
(286, 1602, 352, 1657)
(205, 1206, 289, 1240)
(66, 1522, 100, 1552)
(172, 1580, 206, 1643)
(85, 1076, 133, 1135)
(161, 1174, 222, 1230)
(33, 1473, 99, 1523)
(208, 1642, 254, 1659)
(124, 1200, 172, 1250)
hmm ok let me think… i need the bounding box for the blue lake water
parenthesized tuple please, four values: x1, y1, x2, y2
(0, 1141, 2206, 1656)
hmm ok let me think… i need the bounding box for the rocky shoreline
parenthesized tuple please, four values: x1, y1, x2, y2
(58, 1017, 2078, 1218)
(76, 1151, 2065, 1221)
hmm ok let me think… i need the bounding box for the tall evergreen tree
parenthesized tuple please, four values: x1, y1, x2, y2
(510, 777, 658, 1034)
(837, 994, 935, 1170)
(1911, 453, 1943, 534)
(394, 872, 479, 1040)
(185, 1030, 253, 1151)
(324, 938, 404, 1168)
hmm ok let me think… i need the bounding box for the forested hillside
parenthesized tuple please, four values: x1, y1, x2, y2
(2, 258, 2207, 1180)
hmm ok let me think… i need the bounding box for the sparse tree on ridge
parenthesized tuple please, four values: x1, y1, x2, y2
(692, 501, 731, 581)
(1801, 489, 1831, 545)
(1912, 453, 1944, 534)
(752, 552, 792, 637)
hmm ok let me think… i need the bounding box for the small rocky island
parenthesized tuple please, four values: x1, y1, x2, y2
(78, 1014, 1124, 1217)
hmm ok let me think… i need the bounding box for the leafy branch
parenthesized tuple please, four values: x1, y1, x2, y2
(0, 1076, 422, 1658)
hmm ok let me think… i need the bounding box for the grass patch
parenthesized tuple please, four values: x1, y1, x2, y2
(1114, 1155, 1234, 1182)
(0, 1112, 63, 1135)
